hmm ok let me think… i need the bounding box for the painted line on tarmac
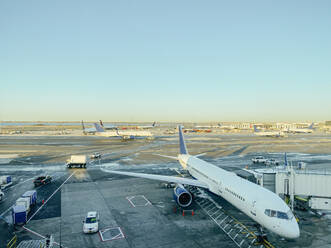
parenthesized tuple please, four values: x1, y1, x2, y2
(26, 172, 75, 223)
(12, 176, 35, 188)
(22, 226, 64, 247)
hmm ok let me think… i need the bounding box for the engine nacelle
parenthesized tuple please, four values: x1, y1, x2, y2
(173, 184, 193, 208)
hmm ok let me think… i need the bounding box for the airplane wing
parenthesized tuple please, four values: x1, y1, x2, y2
(102, 169, 209, 189)
(153, 154, 178, 160)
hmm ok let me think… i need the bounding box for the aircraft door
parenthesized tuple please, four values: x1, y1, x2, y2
(218, 180, 223, 194)
(251, 200, 257, 217)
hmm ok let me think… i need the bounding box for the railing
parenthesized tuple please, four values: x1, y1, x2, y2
(7, 235, 17, 248)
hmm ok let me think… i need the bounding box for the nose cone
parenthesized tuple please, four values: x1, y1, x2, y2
(284, 220, 300, 239)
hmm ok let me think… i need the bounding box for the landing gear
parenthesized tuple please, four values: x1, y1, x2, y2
(254, 224, 268, 243)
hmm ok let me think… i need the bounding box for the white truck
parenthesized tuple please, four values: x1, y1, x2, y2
(66, 155, 87, 168)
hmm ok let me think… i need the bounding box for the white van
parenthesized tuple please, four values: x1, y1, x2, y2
(83, 211, 99, 234)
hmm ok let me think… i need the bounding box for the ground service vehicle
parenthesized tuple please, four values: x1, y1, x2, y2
(66, 155, 87, 168)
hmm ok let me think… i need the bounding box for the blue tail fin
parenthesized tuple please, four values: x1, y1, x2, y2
(94, 123, 105, 132)
(152, 121, 156, 127)
(308, 123, 314, 129)
(178, 125, 188, 155)
(284, 152, 288, 167)
(253, 125, 259, 132)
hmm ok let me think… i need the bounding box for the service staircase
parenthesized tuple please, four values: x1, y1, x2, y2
(188, 186, 275, 248)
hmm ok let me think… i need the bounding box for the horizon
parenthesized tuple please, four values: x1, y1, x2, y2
(1, 1, 331, 121)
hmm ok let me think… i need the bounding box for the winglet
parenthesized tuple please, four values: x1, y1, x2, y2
(94, 123, 105, 132)
(178, 125, 188, 155)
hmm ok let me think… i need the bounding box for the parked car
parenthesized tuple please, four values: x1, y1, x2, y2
(251, 156, 268, 164)
(33, 175, 52, 187)
(90, 152, 101, 159)
(83, 211, 99, 234)
(265, 159, 280, 166)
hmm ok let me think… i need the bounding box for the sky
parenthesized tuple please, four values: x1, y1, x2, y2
(1, 0, 331, 122)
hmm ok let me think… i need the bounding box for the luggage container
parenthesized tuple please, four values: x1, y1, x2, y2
(0, 175, 11, 184)
(12, 205, 27, 225)
(16, 197, 31, 213)
(22, 190, 37, 206)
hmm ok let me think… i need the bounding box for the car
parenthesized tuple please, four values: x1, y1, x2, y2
(265, 159, 280, 166)
(83, 211, 99, 234)
(90, 152, 101, 159)
(33, 175, 52, 187)
(0, 190, 4, 202)
(251, 156, 268, 164)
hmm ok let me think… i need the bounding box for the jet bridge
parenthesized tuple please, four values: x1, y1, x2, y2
(244, 167, 331, 212)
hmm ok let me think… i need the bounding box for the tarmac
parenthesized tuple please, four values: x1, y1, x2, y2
(1, 129, 331, 248)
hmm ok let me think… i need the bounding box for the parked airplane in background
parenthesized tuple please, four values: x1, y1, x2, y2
(81, 120, 96, 135)
(103, 126, 300, 239)
(218, 123, 235, 130)
(285, 123, 314, 134)
(136, 121, 157, 129)
(253, 125, 285, 137)
(94, 123, 153, 139)
(99, 120, 157, 130)
(99, 120, 117, 130)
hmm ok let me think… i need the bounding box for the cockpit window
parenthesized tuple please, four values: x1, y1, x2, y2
(277, 211, 288, 219)
(264, 209, 290, 220)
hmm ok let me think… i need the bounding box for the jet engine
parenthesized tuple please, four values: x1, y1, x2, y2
(173, 184, 193, 208)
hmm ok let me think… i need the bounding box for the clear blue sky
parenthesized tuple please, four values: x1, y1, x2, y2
(1, 0, 330, 122)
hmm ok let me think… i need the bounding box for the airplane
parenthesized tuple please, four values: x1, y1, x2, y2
(103, 126, 300, 239)
(94, 123, 153, 139)
(99, 120, 118, 130)
(217, 123, 235, 130)
(285, 123, 314, 134)
(136, 121, 157, 129)
(81, 120, 97, 135)
(253, 125, 285, 137)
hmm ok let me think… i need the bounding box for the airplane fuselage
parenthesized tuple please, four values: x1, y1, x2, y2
(178, 154, 300, 239)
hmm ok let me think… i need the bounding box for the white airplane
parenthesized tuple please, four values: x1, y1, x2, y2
(81, 120, 97, 135)
(136, 121, 157, 129)
(103, 126, 300, 239)
(285, 123, 314, 134)
(253, 125, 285, 137)
(94, 123, 153, 139)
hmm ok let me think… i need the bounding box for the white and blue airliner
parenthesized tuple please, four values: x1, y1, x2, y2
(104, 126, 300, 239)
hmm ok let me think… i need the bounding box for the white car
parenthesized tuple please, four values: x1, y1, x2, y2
(90, 153, 101, 159)
(0, 190, 4, 202)
(251, 156, 268, 164)
(265, 159, 280, 166)
(83, 211, 99, 234)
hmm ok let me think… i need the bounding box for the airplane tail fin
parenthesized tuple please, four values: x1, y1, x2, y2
(308, 123, 314, 129)
(178, 125, 188, 155)
(253, 125, 259, 132)
(152, 121, 156, 127)
(81, 120, 86, 134)
(99, 120, 104, 127)
(284, 152, 288, 167)
(94, 123, 105, 132)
